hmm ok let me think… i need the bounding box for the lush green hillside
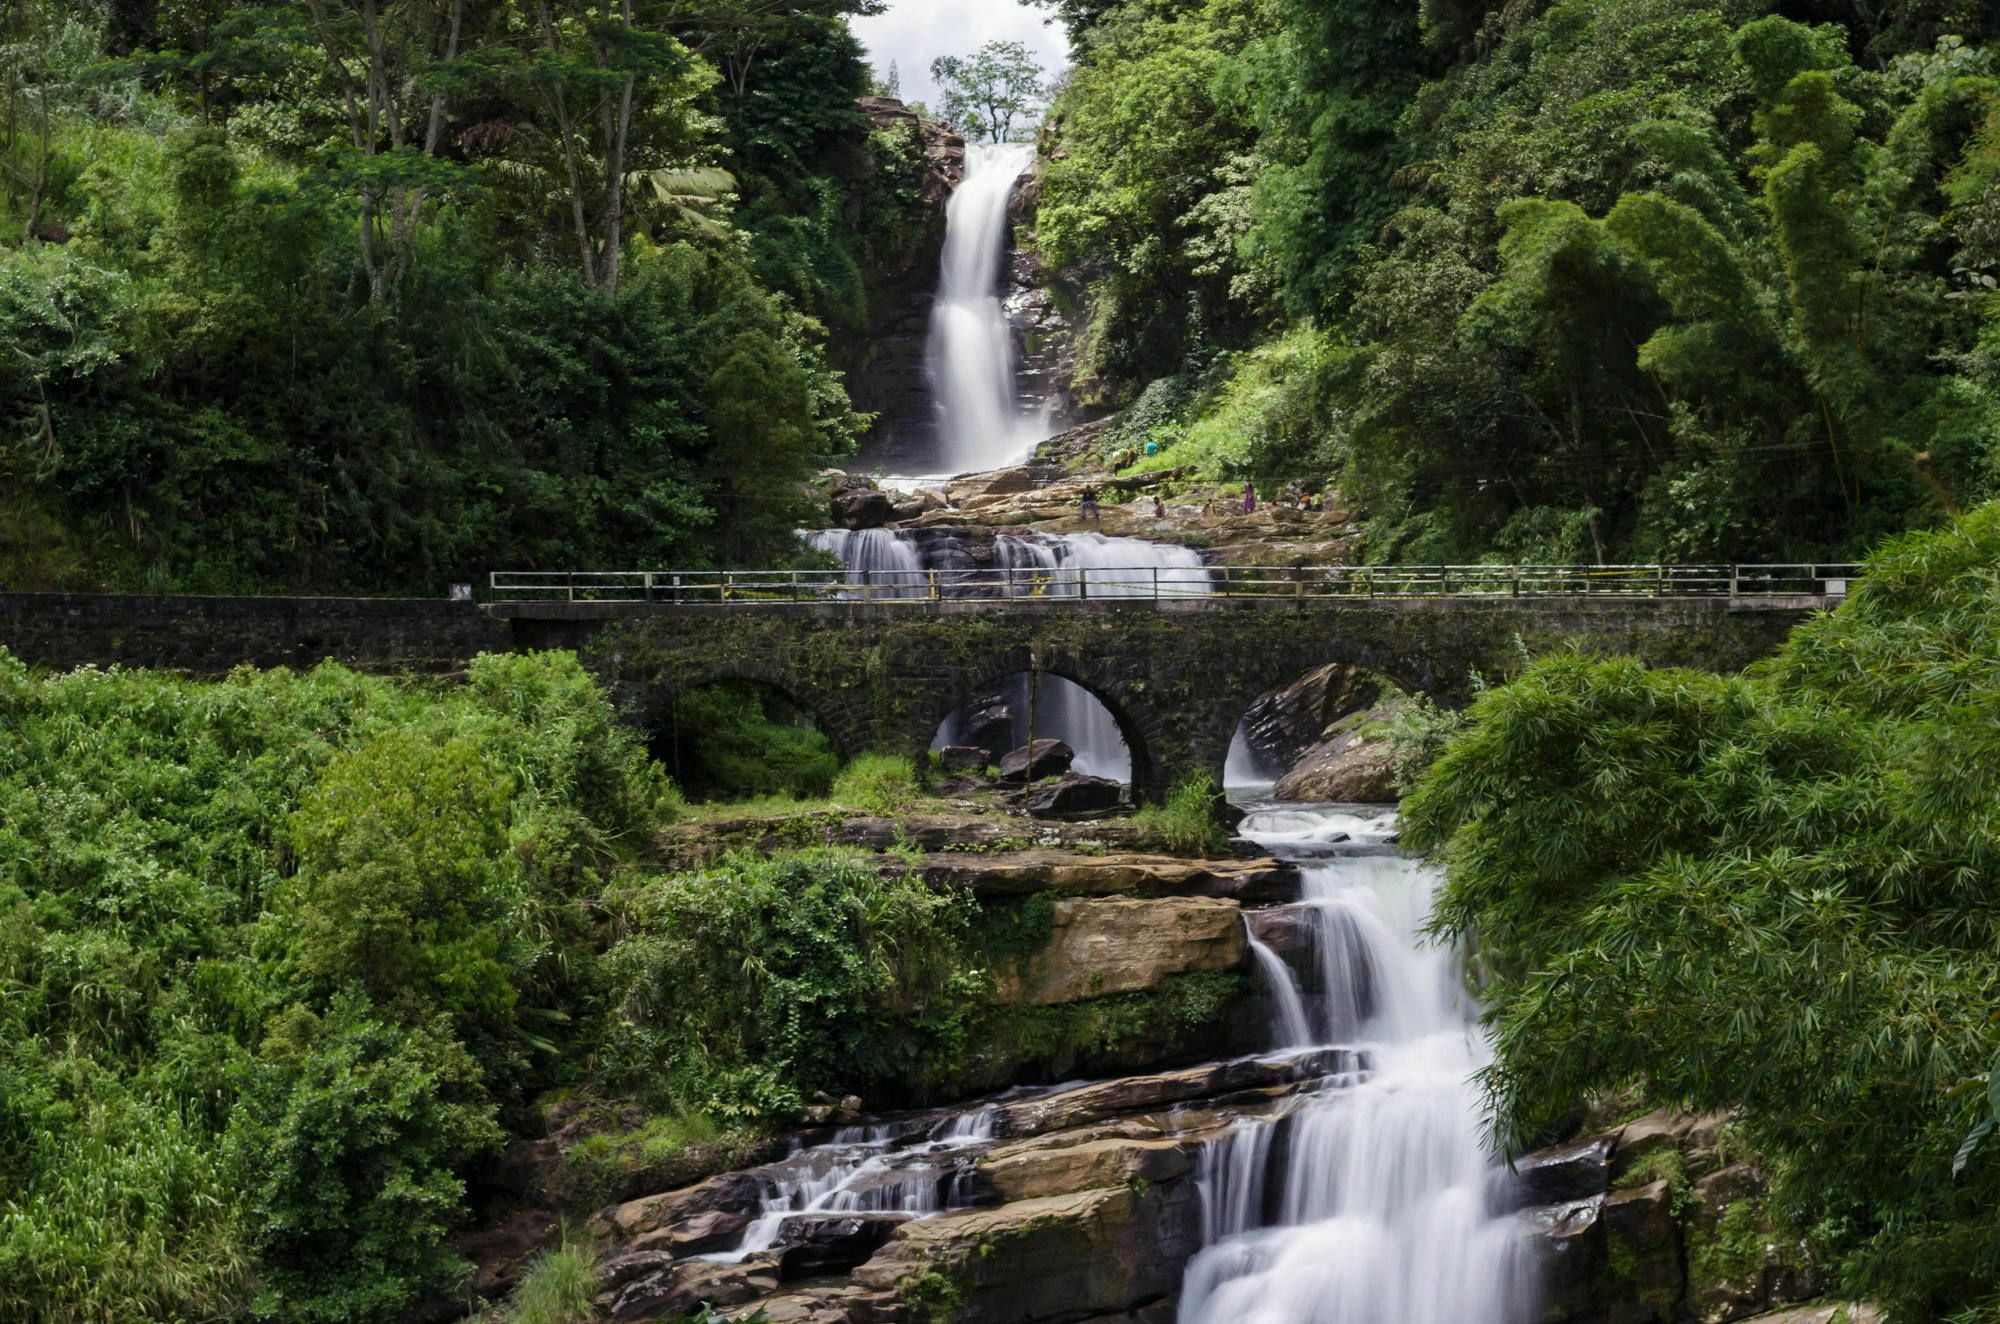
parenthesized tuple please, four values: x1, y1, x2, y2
(1405, 501, 2000, 1319)
(0, 2, 933, 593)
(1036, 0, 2000, 563)
(0, 648, 1018, 1319)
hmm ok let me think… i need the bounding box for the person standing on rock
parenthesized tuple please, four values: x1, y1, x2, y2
(1242, 481, 1257, 515)
(1079, 485, 1100, 525)
(1153, 495, 1166, 520)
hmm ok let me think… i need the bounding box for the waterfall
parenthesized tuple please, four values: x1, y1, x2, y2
(929, 142, 1040, 474)
(1180, 803, 1537, 1324)
(811, 529, 1212, 782)
(808, 528, 925, 598)
(705, 1105, 999, 1263)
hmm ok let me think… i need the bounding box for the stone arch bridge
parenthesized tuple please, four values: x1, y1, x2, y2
(502, 594, 1817, 801)
(0, 590, 1825, 801)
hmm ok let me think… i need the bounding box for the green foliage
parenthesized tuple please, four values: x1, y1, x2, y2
(0, 6, 901, 592)
(598, 849, 986, 1123)
(1049, 0, 2000, 562)
(1037, 0, 1271, 396)
(505, 1235, 600, 1324)
(0, 649, 677, 1320)
(235, 1000, 503, 1320)
(931, 40, 1047, 144)
(830, 752, 927, 813)
(1132, 773, 1229, 855)
(1404, 503, 2000, 1318)
(665, 681, 842, 802)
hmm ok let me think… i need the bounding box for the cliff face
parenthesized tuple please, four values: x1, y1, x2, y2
(834, 98, 964, 468)
(1005, 160, 1090, 430)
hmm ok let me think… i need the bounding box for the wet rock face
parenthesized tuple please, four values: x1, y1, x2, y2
(1238, 663, 1384, 775)
(1005, 157, 1086, 431)
(1027, 771, 1127, 819)
(1000, 737, 1075, 782)
(1271, 705, 1401, 804)
(1517, 1109, 1842, 1324)
(838, 97, 965, 469)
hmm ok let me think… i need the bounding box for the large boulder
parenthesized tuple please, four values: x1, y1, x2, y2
(991, 897, 1245, 1006)
(1027, 771, 1126, 819)
(1237, 663, 1385, 776)
(936, 744, 990, 773)
(999, 738, 1074, 782)
(771, 1212, 905, 1281)
(852, 1182, 1203, 1324)
(977, 1132, 1196, 1204)
(1272, 706, 1400, 803)
(831, 480, 897, 530)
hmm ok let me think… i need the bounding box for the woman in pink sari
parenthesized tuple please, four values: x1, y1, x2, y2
(1241, 481, 1257, 514)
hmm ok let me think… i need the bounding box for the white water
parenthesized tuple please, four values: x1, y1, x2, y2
(808, 528, 926, 598)
(1179, 803, 1536, 1324)
(708, 1105, 999, 1262)
(929, 142, 1041, 475)
(810, 528, 1212, 781)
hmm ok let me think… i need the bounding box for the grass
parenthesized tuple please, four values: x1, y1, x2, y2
(675, 753, 934, 820)
(1132, 773, 1229, 855)
(505, 1235, 598, 1324)
(830, 752, 929, 814)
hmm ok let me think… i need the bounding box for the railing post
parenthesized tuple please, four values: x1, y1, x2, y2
(928, 570, 938, 601)
(1079, 567, 1088, 601)
(1656, 565, 1665, 598)
(644, 571, 654, 603)
(1730, 565, 1740, 599)
(722, 572, 732, 603)
(1294, 565, 1304, 602)
(1153, 565, 1160, 602)
(567, 570, 575, 603)
(791, 570, 800, 602)
(1365, 567, 1374, 599)
(672, 574, 682, 605)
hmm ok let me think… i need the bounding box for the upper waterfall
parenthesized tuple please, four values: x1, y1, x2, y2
(928, 142, 1041, 475)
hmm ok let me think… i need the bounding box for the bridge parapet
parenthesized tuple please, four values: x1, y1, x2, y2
(0, 586, 1837, 803)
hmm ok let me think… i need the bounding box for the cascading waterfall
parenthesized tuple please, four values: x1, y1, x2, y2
(1178, 803, 1537, 1324)
(929, 142, 1040, 474)
(808, 528, 925, 598)
(706, 1106, 999, 1263)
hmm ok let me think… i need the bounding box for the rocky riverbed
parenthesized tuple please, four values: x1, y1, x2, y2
(456, 782, 1869, 1324)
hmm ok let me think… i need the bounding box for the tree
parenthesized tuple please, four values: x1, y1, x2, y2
(930, 39, 1044, 144)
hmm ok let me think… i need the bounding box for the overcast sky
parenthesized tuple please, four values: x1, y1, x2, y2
(852, 0, 1070, 112)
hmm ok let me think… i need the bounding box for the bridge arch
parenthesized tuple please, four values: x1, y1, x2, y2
(914, 644, 1168, 801)
(635, 662, 870, 765)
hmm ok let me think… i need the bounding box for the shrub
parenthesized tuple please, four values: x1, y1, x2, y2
(830, 752, 926, 814)
(1133, 773, 1228, 855)
(506, 1236, 599, 1324)
(598, 850, 983, 1123)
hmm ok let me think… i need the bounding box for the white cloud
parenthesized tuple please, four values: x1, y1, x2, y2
(851, 0, 1068, 115)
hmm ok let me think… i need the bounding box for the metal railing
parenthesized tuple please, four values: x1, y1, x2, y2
(487, 563, 1862, 605)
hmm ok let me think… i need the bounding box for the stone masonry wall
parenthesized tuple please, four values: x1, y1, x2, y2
(0, 592, 509, 675)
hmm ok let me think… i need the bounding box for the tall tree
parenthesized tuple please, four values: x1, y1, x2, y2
(931, 39, 1045, 143)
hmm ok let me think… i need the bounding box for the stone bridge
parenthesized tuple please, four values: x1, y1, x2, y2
(0, 591, 1827, 800)
(503, 594, 1821, 800)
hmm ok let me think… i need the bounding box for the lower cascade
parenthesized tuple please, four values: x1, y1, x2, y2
(1180, 803, 1538, 1324)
